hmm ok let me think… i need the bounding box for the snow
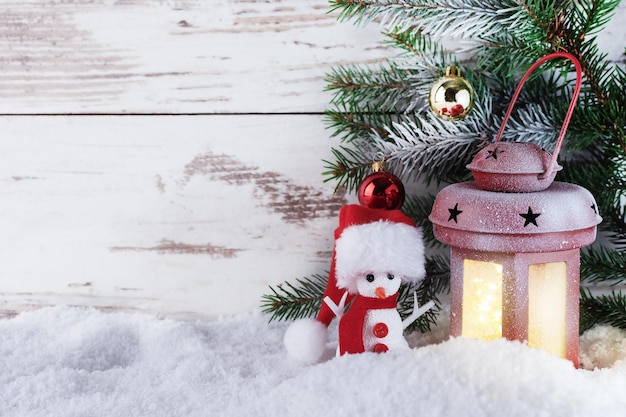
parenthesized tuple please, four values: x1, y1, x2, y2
(1, 306, 626, 417)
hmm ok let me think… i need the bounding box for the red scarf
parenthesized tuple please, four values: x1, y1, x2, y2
(338, 294, 398, 355)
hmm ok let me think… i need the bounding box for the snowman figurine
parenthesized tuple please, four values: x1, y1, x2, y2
(325, 272, 434, 355)
(284, 204, 434, 363)
(326, 217, 434, 356)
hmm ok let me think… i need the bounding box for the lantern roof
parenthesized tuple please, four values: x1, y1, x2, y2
(467, 142, 561, 192)
(429, 181, 602, 253)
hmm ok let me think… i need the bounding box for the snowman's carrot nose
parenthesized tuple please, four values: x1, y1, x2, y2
(375, 287, 386, 299)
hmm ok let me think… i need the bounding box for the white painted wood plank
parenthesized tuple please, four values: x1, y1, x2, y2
(0, 0, 393, 114)
(0, 115, 352, 318)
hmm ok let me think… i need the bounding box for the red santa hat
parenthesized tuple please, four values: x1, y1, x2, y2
(334, 211, 426, 293)
(283, 204, 425, 364)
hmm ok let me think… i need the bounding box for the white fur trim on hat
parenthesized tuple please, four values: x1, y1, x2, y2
(334, 220, 425, 294)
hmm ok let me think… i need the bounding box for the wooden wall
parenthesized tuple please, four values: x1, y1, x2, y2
(0, 1, 624, 318)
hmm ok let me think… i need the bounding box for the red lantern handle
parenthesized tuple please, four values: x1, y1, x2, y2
(494, 52, 583, 178)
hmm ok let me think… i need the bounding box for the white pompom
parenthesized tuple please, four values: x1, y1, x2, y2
(283, 318, 328, 365)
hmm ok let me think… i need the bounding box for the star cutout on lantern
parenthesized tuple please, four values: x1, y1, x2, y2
(591, 203, 598, 214)
(486, 147, 503, 160)
(519, 206, 541, 227)
(448, 203, 463, 223)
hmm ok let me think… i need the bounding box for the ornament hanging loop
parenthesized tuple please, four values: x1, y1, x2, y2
(494, 52, 583, 179)
(370, 160, 386, 173)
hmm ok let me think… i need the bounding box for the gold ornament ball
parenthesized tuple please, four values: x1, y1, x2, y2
(429, 65, 474, 121)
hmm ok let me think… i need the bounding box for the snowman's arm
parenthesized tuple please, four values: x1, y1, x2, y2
(402, 292, 436, 330)
(323, 291, 349, 320)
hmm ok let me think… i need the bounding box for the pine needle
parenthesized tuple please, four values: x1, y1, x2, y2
(260, 274, 328, 322)
(581, 246, 626, 285)
(580, 289, 626, 332)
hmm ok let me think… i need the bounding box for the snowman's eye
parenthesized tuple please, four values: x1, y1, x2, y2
(387, 273, 395, 280)
(366, 274, 375, 282)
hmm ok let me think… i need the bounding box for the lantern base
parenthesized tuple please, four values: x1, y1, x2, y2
(449, 247, 580, 367)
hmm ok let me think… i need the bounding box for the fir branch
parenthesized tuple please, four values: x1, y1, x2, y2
(559, 148, 626, 242)
(559, 146, 620, 187)
(382, 30, 447, 69)
(600, 204, 626, 249)
(536, 1, 623, 129)
(564, 0, 621, 42)
(322, 146, 377, 192)
(423, 254, 451, 294)
(512, 0, 624, 153)
(605, 66, 626, 151)
(325, 107, 395, 143)
(516, 0, 566, 47)
(329, 0, 525, 40)
(566, 39, 616, 105)
(580, 289, 626, 332)
(402, 193, 439, 248)
(497, 102, 559, 148)
(581, 246, 626, 285)
(373, 116, 488, 185)
(260, 274, 327, 322)
(473, 34, 545, 80)
(491, 66, 563, 105)
(325, 52, 447, 116)
(323, 106, 488, 189)
(326, 63, 418, 112)
(565, 102, 617, 151)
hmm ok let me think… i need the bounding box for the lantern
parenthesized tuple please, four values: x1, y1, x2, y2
(429, 53, 602, 367)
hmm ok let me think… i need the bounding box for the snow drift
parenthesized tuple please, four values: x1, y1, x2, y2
(0, 306, 625, 417)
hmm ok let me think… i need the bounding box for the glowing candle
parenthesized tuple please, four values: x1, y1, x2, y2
(528, 262, 567, 358)
(462, 260, 503, 341)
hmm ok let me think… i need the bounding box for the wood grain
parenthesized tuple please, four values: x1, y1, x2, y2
(0, 115, 349, 318)
(0, 0, 393, 114)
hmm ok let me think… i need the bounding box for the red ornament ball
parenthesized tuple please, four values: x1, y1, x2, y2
(358, 172, 405, 210)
